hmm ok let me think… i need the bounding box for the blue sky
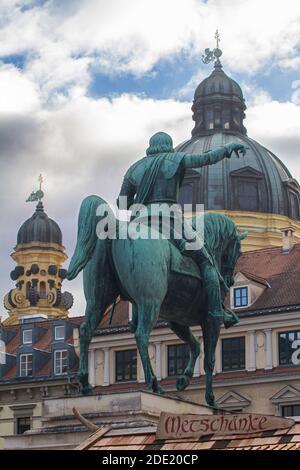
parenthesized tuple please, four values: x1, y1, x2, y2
(1, 0, 300, 317)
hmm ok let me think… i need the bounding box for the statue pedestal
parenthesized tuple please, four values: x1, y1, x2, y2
(3, 390, 215, 450)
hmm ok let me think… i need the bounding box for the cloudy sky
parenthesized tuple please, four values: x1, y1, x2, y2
(1, 0, 300, 318)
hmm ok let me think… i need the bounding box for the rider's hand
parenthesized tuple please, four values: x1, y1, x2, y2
(225, 143, 247, 158)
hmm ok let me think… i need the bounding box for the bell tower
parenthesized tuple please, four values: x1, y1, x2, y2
(3, 176, 74, 325)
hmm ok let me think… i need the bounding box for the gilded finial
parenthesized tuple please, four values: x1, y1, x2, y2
(26, 174, 45, 204)
(215, 30, 220, 49)
(38, 173, 43, 191)
(202, 30, 223, 67)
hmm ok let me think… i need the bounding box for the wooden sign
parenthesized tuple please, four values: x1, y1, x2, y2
(156, 412, 295, 440)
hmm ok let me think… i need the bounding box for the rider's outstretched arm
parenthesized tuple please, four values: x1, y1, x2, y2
(183, 143, 245, 169)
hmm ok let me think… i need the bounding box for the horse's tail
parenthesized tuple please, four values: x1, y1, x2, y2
(67, 195, 106, 280)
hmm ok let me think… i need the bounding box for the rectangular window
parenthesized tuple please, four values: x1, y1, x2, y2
(54, 325, 65, 341)
(278, 330, 300, 365)
(168, 343, 190, 377)
(222, 337, 245, 371)
(54, 350, 68, 375)
(281, 404, 300, 417)
(20, 354, 33, 377)
(23, 329, 32, 344)
(16, 416, 31, 435)
(237, 181, 259, 211)
(233, 287, 248, 308)
(115, 349, 137, 382)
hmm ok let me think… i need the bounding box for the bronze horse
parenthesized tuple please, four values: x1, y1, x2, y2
(67, 195, 246, 406)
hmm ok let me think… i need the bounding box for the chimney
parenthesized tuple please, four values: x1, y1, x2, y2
(281, 227, 295, 253)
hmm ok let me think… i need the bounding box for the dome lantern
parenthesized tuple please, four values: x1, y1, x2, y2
(191, 32, 247, 138)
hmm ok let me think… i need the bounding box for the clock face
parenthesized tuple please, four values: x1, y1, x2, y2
(61, 291, 74, 310)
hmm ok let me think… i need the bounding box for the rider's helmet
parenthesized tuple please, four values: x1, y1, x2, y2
(146, 132, 174, 156)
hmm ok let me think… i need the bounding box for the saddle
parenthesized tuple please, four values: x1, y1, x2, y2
(169, 243, 201, 281)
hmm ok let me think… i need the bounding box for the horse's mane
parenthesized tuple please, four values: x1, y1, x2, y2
(192, 212, 237, 254)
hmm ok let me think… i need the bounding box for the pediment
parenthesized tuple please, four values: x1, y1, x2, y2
(271, 385, 300, 404)
(230, 166, 263, 179)
(234, 272, 249, 283)
(215, 390, 251, 410)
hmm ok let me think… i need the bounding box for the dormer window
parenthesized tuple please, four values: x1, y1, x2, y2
(54, 350, 68, 375)
(23, 330, 32, 345)
(54, 325, 65, 341)
(20, 353, 33, 377)
(233, 287, 248, 308)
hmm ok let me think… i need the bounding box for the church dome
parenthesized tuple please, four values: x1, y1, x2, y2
(177, 45, 300, 225)
(177, 132, 300, 220)
(17, 201, 62, 246)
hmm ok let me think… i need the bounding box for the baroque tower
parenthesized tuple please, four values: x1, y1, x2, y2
(3, 176, 73, 325)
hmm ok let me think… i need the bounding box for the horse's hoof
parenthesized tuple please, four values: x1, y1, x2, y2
(223, 311, 239, 329)
(176, 375, 190, 391)
(81, 383, 93, 395)
(206, 394, 216, 407)
(154, 385, 165, 395)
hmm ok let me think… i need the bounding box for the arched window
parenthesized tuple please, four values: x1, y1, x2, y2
(214, 109, 221, 128)
(205, 109, 214, 130)
(40, 282, 46, 299)
(222, 109, 230, 129)
(26, 282, 31, 298)
(290, 192, 300, 220)
(233, 108, 241, 127)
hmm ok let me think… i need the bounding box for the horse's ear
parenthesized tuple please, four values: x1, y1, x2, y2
(238, 231, 248, 240)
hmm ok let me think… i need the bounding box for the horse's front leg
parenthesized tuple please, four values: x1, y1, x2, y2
(201, 316, 221, 407)
(135, 300, 164, 395)
(168, 322, 200, 392)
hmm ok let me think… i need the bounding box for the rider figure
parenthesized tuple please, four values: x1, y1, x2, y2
(117, 132, 246, 327)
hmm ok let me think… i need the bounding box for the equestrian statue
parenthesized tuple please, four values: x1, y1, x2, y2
(67, 132, 247, 406)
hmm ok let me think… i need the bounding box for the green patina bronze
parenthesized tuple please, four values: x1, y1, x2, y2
(67, 132, 247, 407)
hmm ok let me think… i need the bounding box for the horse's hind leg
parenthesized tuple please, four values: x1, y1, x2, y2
(79, 299, 105, 394)
(169, 322, 200, 392)
(135, 300, 164, 395)
(79, 245, 118, 394)
(201, 316, 221, 407)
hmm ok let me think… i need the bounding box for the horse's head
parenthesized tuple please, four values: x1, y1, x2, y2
(221, 231, 248, 289)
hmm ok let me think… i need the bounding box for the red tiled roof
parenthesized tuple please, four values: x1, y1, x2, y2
(36, 360, 52, 377)
(236, 244, 300, 278)
(77, 421, 300, 451)
(98, 300, 129, 328)
(34, 329, 52, 352)
(224, 244, 300, 313)
(2, 364, 17, 379)
(5, 328, 19, 355)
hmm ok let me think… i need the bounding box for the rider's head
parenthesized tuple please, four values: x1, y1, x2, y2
(146, 132, 174, 156)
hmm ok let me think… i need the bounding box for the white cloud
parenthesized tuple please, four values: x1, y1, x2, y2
(0, 0, 300, 103)
(0, 63, 40, 113)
